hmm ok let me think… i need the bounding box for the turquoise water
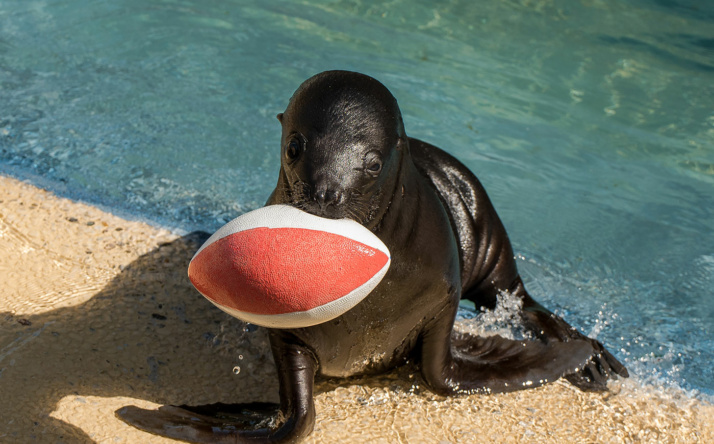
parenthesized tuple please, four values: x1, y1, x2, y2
(1, 0, 713, 397)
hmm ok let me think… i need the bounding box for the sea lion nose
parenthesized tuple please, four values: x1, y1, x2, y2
(314, 186, 343, 209)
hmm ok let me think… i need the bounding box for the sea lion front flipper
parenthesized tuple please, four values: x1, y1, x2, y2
(115, 403, 281, 443)
(115, 332, 318, 443)
(420, 304, 593, 395)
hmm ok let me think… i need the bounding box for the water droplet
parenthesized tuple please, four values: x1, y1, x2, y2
(232, 366, 241, 375)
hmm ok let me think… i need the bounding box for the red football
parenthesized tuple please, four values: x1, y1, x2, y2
(188, 205, 391, 328)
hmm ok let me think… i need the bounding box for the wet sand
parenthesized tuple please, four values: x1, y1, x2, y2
(1, 174, 713, 443)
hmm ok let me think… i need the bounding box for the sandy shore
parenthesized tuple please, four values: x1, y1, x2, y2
(1, 174, 713, 443)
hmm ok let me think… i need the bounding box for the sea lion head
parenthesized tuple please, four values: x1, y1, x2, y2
(276, 70, 408, 227)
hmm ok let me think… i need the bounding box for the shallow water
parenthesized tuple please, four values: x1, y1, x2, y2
(1, 0, 713, 398)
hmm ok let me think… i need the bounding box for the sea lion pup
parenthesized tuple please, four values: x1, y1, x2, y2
(117, 70, 628, 443)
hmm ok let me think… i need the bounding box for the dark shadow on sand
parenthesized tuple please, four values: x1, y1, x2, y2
(1, 232, 280, 442)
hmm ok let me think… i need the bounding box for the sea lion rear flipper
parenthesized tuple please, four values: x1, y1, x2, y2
(410, 138, 627, 391)
(115, 333, 317, 443)
(420, 305, 593, 395)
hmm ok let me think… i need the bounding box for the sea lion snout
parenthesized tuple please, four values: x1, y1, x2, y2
(313, 185, 344, 209)
(292, 165, 353, 219)
(305, 185, 364, 221)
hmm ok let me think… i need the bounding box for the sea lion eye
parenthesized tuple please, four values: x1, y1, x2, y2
(364, 153, 383, 176)
(285, 138, 302, 162)
(367, 161, 382, 173)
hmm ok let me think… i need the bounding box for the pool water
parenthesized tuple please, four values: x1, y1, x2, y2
(1, 0, 713, 397)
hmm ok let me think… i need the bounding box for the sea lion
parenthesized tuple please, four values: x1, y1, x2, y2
(117, 70, 628, 442)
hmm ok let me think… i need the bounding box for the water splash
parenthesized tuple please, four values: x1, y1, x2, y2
(586, 303, 620, 340)
(456, 290, 531, 340)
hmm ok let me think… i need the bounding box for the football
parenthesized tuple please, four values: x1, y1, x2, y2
(188, 204, 391, 328)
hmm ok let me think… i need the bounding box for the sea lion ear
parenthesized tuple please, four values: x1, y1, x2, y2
(396, 137, 409, 152)
(277, 113, 284, 122)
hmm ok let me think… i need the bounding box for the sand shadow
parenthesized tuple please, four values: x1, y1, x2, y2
(1, 232, 281, 442)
